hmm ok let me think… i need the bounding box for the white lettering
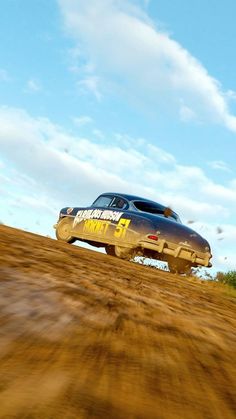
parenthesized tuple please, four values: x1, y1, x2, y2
(73, 208, 124, 226)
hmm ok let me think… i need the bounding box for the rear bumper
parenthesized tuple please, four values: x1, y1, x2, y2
(139, 238, 212, 267)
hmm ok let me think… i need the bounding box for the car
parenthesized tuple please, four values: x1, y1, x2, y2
(54, 192, 212, 274)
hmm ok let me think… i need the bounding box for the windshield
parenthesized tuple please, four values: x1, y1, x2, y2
(133, 201, 181, 223)
(92, 196, 113, 207)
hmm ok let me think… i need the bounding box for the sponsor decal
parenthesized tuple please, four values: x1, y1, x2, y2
(73, 209, 124, 226)
(83, 219, 110, 235)
(67, 207, 74, 215)
(114, 218, 131, 238)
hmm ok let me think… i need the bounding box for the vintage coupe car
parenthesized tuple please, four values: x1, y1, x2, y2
(54, 192, 212, 274)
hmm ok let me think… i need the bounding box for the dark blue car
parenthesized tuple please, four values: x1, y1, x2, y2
(54, 192, 212, 274)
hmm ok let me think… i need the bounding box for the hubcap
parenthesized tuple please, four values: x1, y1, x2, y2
(58, 221, 71, 240)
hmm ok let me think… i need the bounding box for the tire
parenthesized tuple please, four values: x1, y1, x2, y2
(105, 245, 134, 261)
(105, 245, 116, 256)
(55, 217, 76, 244)
(168, 258, 192, 275)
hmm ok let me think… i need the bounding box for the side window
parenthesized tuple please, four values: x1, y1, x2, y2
(110, 197, 128, 210)
(93, 196, 113, 208)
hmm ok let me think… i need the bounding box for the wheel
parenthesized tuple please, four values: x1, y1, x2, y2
(105, 245, 116, 256)
(55, 217, 76, 244)
(168, 258, 192, 275)
(105, 245, 134, 260)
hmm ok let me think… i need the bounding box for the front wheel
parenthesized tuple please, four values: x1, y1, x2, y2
(55, 217, 76, 244)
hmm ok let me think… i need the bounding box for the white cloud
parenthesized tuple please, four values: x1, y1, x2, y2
(0, 105, 236, 270)
(58, 0, 236, 132)
(0, 107, 128, 205)
(201, 182, 236, 202)
(77, 76, 102, 101)
(1, 105, 235, 214)
(14, 195, 58, 215)
(179, 104, 196, 122)
(194, 222, 236, 271)
(93, 129, 105, 140)
(226, 89, 236, 101)
(208, 160, 232, 173)
(146, 144, 176, 164)
(26, 78, 42, 92)
(72, 115, 93, 127)
(0, 68, 10, 82)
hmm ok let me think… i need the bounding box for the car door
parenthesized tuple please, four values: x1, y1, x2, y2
(71, 195, 115, 241)
(103, 196, 135, 246)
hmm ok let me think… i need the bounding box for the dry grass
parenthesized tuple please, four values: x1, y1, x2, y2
(0, 225, 235, 418)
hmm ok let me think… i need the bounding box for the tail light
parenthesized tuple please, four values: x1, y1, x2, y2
(147, 234, 158, 241)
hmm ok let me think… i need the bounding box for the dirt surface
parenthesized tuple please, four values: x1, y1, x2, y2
(0, 224, 235, 419)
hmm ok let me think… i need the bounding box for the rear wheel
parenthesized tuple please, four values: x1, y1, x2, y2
(55, 217, 76, 244)
(105, 245, 134, 261)
(168, 258, 192, 275)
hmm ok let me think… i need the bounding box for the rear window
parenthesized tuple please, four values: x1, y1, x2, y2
(133, 201, 181, 222)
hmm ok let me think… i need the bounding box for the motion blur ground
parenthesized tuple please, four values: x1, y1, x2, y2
(0, 225, 235, 418)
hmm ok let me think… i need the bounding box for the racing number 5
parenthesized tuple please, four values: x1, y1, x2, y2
(114, 218, 131, 239)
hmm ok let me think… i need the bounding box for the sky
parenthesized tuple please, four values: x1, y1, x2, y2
(0, 0, 236, 272)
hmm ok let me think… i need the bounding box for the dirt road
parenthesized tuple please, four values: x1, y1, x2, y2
(0, 225, 235, 418)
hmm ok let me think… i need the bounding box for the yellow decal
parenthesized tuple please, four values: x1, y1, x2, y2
(83, 219, 110, 235)
(114, 218, 131, 239)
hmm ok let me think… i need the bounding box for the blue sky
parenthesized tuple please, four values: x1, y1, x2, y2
(0, 0, 236, 272)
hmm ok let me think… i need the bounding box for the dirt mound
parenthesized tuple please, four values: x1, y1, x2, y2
(0, 225, 235, 418)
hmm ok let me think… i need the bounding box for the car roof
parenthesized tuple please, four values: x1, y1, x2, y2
(99, 192, 180, 220)
(100, 192, 164, 205)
